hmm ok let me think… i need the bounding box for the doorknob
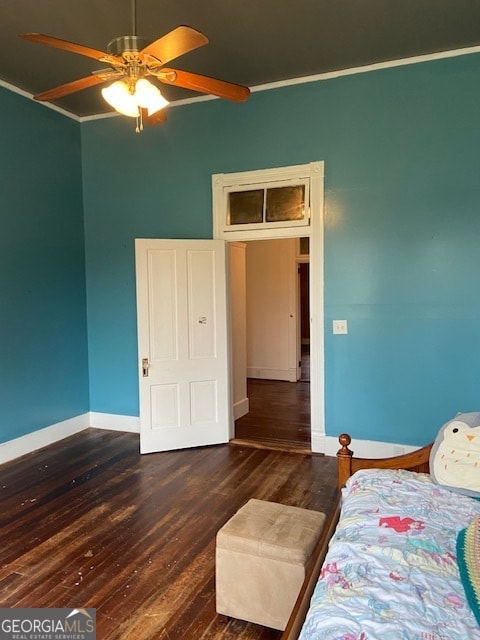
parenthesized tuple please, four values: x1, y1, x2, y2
(142, 358, 150, 377)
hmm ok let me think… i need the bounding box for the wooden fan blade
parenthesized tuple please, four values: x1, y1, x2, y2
(140, 26, 208, 66)
(20, 33, 123, 66)
(141, 108, 168, 126)
(159, 68, 250, 102)
(34, 74, 106, 102)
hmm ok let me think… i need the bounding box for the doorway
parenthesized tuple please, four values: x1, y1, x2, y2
(230, 238, 311, 449)
(212, 160, 325, 453)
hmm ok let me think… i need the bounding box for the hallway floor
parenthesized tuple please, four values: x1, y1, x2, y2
(235, 346, 311, 448)
(234, 378, 310, 447)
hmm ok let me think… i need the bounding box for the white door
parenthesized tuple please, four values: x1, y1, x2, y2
(135, 239, 231, 453)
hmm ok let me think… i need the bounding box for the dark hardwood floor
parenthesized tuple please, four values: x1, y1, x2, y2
(234, 379, 310, 448)
(0, 428, 337, 639)
(235, 346, 311, 449)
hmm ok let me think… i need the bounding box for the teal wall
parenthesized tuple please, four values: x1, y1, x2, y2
(81, 54, 480, 447)
(3, 52, 477, 448)
(0, 87, 89, 444)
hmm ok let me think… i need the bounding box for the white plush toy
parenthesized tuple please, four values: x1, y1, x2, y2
(430, 412, 480, 498)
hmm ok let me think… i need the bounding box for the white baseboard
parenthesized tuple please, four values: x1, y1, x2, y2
(0, 412, 421, 468)
(0, 412, 141, 465)
(0, 414, 90, 465)
(89, 412, 140, 433)
(311, 432, 325, 454)
(233, 397, 249, 420)
(247, 367, 297, 382)
(323, 435, 418, 459)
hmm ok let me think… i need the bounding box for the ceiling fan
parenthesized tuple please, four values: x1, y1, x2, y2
(20, 0, 250, 132)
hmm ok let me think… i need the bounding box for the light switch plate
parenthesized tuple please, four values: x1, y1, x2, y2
(333, 319, 348, 334)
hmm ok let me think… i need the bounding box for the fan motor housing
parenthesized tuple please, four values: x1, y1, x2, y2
(107, 35, 150, 55)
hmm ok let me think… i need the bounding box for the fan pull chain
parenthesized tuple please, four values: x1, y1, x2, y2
(136, 111, 144, 133)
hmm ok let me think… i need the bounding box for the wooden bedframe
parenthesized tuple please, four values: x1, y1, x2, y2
(280, 433, 433, 640)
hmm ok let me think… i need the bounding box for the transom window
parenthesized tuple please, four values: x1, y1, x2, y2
(227, 181, 308, 228)
(212, 164, 322, 240)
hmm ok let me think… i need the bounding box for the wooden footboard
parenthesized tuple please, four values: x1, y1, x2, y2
(337, 433, 432, 488)
(280, 433, 433, 640)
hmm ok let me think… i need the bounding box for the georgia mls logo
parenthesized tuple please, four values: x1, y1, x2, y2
(65, 609, 95, 632)
(0, 608, 96, 639)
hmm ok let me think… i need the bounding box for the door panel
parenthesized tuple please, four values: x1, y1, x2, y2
(136, 239, 231, 453)
(148, 249, 177, 360)
(188, 250, 217, 358)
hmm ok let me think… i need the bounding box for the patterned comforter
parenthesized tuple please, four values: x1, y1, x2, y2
(299, 468, 480, 640)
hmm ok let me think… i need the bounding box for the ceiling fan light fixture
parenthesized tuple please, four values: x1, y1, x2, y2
(21, 17, 249, 132)
(101, 78, 168, 120)
(101, 80, 139, 117)
(134, 78, 169, 115)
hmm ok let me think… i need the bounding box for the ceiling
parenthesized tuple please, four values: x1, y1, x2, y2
(2, 0, 480, 119)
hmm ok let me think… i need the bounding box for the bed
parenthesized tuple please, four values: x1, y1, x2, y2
(281, 431, 480, 640)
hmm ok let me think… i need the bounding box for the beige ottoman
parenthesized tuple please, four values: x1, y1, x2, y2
(215, 498, 326, 630)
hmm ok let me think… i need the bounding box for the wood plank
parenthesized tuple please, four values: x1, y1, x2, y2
(0, 428, 337, 639)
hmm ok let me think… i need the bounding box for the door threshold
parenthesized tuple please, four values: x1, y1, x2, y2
(229, 437, 314, 456)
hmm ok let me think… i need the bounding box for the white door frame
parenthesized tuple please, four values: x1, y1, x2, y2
(212, 162, 325, 453)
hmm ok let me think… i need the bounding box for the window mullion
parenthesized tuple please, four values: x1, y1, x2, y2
(262, 188, 267, 223)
